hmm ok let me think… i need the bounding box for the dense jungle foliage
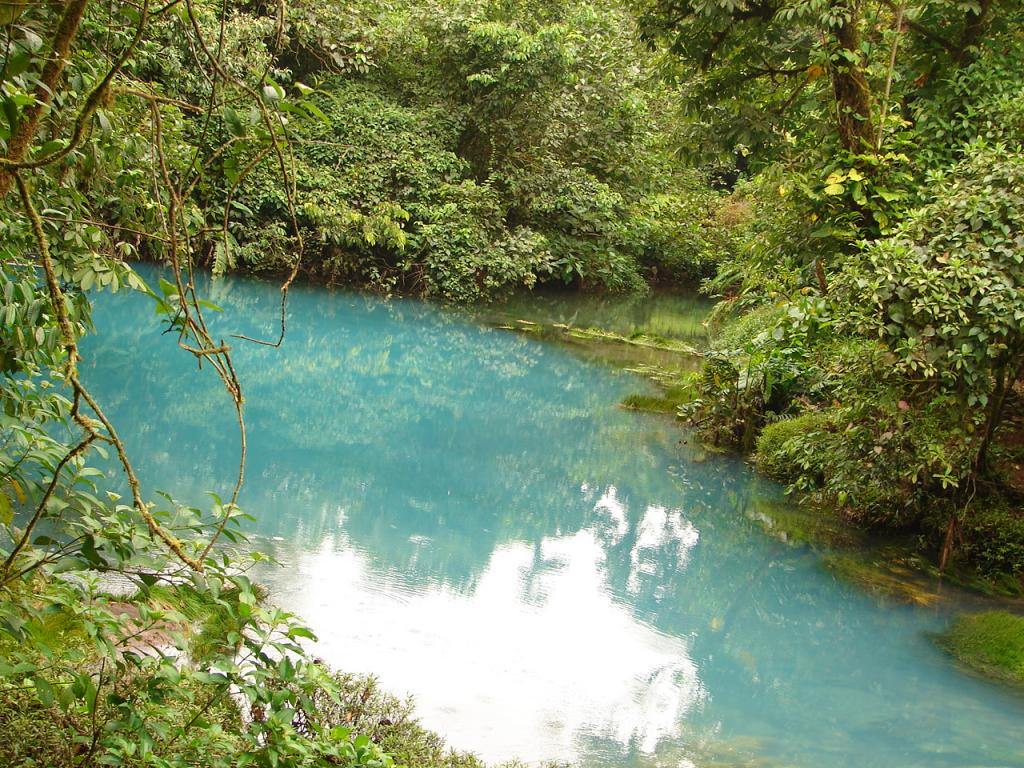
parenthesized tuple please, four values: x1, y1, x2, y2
(169, 0, 735, 300)
(641, 0, 1024, 585)
(1, 0, 1023, 764)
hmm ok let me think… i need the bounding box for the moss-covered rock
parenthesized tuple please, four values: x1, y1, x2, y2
(938, 611, 1024, 685)
(754, 412, 827, 483)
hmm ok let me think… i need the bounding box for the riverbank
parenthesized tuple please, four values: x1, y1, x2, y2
(0, 578, 494, 768)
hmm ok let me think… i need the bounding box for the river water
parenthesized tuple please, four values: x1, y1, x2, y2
(81, 268, 1024, 768)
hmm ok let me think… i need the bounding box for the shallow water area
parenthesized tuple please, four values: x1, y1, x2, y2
(478, 288, 715, 343)
(81, 267, 1024, 768)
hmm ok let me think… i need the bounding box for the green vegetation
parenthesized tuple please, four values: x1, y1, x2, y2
(305, 674, 486, 768)
(0, 0, 416, 764)
(3, 0, 1024, 763)
(164, 0, 740, 301)
(823, 554, 942, 608)
(939, 612, 1024, 685)
(621, 392, 687, 415)
(0, 579, 479, 768)
(754, 414, 827, 484)
(637, 0, 1024, 586)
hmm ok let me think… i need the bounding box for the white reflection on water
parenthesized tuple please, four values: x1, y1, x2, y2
(262, 489, 705, 763)
(592, 486, 700, 598)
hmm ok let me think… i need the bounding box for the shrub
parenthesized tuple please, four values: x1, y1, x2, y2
(306, 673, 485, 768)
(627, 188, 741, 283)
(913, 31, 1024, 167)
(0, 687, 77, 768)
(814, 391, 976, 526)
(682, 298, 828, 448)
(500, 162, 647, 293)
(958, 499, 1024, 578)
(842, 145, 1024, 393)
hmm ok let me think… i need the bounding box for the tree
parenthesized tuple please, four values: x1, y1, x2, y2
(0, 2, 390, 764)
(635, 0, 1016, 161)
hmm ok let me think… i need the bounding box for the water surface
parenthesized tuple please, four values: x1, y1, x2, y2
(81, 268, 1024, 768)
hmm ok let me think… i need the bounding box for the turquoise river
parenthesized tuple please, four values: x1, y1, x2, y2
(81, 267, 1024, 768)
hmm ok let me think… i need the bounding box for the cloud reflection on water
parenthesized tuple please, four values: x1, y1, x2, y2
(262, 486, 705, 764)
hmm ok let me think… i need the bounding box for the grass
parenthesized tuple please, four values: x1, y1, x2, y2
(938, 611, 1024, 685)
(620, 390, 689, 415)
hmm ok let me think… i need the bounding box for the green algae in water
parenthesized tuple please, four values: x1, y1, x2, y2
(80, 265, 1024, 768)
(939, 611, 1024, 685)
(620, 390, 691, 416)
(823, 553, 945, 608)
(483, 289, 714, 346)
(742, 493, 858, 550)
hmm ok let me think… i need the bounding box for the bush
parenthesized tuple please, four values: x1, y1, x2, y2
(306, 673, 485, 768)
(499, 162, 647, 293)
(0, 687, 76, 768)
(958, 499, 1024, 578)
(199, 0, 728, 301)
(231, 81, 533, 301)
(838, 144, 1024, 475)
(627, 188, 741, 283)
(815, 392, 976, 526)
(913, 31, 1024, 167)
(682, 298, 828, 448)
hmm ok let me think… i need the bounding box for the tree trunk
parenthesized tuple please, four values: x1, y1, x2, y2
(975, 355, 1023, 474)
(953, 0, 993, 66)
(0, 0, 90, 197)
(827, 1, 875, 153)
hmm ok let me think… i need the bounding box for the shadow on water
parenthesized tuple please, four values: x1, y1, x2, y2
(80, 266, 1024, 768)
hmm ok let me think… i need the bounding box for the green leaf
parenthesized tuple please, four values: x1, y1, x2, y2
(2, 98, 19, 132)
(0, 492, 12, 526)
(96, 110, 113, 136)
(158, 278, 178, 298)
(36, 140, 65, 159)
(286, 626, 317, 641)
(224, 106, 246, 138)
(33, 676, 55, 706)
(299, 101, 329, 123)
